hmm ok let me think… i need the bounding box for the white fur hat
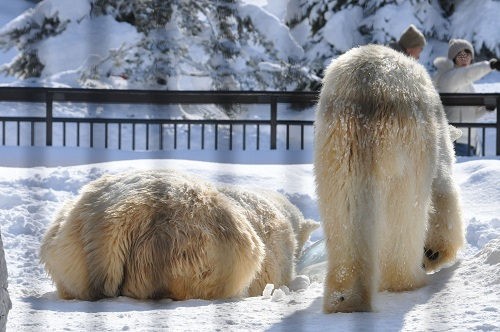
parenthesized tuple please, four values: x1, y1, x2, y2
(448, 39, 474, 61)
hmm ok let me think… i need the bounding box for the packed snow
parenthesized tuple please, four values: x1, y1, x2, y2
(0, 150, 499, 331)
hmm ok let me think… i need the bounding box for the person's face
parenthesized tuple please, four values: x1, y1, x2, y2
(406, 46, 423, 60)
(454, 50, 472, 67)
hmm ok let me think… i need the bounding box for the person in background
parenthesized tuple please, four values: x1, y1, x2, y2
(388, 24, 426, 60)
(433, 39, 500, 156)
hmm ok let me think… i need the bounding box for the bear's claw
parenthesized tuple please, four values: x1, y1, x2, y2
(424, 247, 439, 261)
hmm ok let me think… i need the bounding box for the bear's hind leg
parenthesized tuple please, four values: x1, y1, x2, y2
(424, 181, 464, 272)
(322, 200, 380, 313)
(323, 259, 374, 313)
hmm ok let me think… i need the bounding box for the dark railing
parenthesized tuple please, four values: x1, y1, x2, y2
(0, 87, 498, 155)
(440, 93, 499, 155)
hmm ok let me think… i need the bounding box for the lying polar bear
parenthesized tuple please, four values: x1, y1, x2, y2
(40, 169, 318, 301)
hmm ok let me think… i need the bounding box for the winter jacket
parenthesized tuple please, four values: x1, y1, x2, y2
(433, 57, 493, 153)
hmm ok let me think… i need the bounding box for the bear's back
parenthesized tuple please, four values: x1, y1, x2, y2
(319, 44, 437, 122)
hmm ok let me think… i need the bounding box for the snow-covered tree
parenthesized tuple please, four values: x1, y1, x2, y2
(359, 0, 449, 69)
(0, 0, 498, 89)
(285, 0, 452, 75)
(285, 0, 499, 76)
(0, 9, 68, 78)
(0, 0, 317, 90)
(447, 0, 500, 59)
(208, 0, 241, 90)
(286, 0, 367, 76)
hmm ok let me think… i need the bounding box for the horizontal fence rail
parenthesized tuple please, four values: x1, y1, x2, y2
(0, 87, 498, 155)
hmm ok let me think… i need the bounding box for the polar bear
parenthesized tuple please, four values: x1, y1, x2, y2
(40, 169, 318, 301)
(314, 44, 464, 313)
(217, 186, 319, 295)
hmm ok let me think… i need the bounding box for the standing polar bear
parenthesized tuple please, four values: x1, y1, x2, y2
(40, 169, 318, 301)
(314, 45, 464, 313)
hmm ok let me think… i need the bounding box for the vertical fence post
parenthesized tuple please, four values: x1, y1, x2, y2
(270, 97, 277, 150)
(46, 91, 53, 146)
(497, 97, 500, 156)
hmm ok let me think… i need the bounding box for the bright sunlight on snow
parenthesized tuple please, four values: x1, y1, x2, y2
(0, 150, 499, 331)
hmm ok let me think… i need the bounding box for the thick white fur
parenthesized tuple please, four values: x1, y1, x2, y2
(40, 169, 318, 301)
(217, 186, 319, 295)
(314, 45, 464, 313)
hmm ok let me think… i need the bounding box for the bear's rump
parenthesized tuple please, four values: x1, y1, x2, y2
(117, 202, 264, 300)
(44, 171, 266, 300)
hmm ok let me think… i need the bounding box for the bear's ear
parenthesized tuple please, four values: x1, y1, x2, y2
(448, 125, 462, 142)
(295, 219, 321, 257)
(300, 219, 320, 237)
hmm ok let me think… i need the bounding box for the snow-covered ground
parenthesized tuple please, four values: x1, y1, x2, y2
(0, 148, 499, 331)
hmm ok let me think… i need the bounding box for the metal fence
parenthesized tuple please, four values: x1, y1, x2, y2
(0, 87, 498, 155)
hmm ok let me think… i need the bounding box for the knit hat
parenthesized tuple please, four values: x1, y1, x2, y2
(448, 39, 474, 61)
(398, 24, 426, 49)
